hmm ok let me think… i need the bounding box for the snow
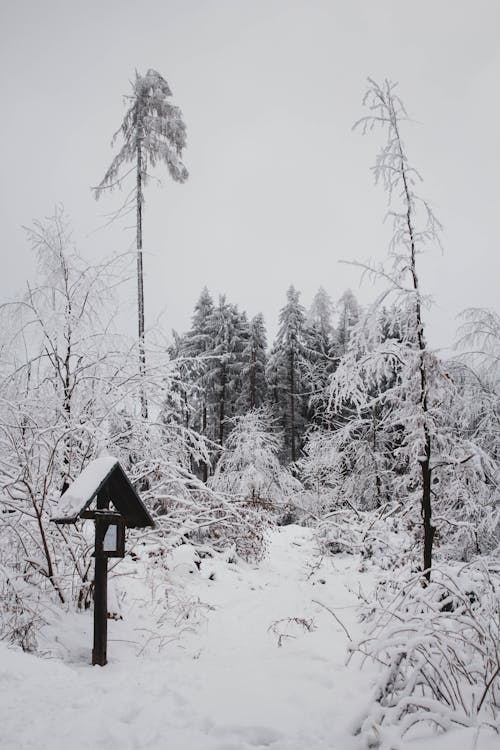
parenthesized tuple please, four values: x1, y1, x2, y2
(52, 457, 118, 522)
(0, 526, 497, 750)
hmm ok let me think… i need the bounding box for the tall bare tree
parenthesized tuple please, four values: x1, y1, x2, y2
(94, 69, 188, 417)
(352, 78, 442, 580)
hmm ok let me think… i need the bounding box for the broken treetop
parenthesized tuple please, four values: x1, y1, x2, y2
(52, 457, 154, 528)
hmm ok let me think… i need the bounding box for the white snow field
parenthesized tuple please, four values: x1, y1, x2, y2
(0, 526, 497, 750)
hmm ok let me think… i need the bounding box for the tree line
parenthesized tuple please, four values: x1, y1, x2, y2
(170, 285, 361, 473)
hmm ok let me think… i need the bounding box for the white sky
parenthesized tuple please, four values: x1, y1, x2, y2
(1, 0, 499, 350)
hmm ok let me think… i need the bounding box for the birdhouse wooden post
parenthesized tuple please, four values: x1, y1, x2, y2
(52, 457, 154, 666)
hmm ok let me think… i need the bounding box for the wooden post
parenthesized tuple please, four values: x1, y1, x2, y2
(92, 489, 109, 666)
(92, 532, 108, 666)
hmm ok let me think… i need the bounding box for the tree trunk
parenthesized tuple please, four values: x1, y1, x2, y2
(290, 350, 296, 463)
(395, 117, 436, 581)
(219, 364, 226, 447)
(61, 272, 73, 493)
(373, 412, 382, 507)
(250, 347, 256, 410)
(202, 403, 208, 483)
(136, 134, 148, 419)
(421, 435, 434, 581)
(29, 487, 65, 604)
(61, 339, 72, 493)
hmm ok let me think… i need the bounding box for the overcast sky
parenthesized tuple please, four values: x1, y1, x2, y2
(1, 0, 499, 350)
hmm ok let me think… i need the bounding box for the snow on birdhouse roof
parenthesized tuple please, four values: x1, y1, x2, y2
(52, 456, 154, 528)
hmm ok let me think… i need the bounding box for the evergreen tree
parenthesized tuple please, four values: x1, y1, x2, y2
(206, 296, 248, 447)
(309, 287, 335, 356)
(306, 288, 336, 427)
(267, 286, 309, 463)
(181, 287, 215, 480)
(335, 289, 360, 356)
(94, 69, 188, 418)
(240, 313, 268, 410)
(167, 330, 191, 429)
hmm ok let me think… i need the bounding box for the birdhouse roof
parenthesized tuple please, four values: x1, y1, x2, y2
(51, 457, 154, 528)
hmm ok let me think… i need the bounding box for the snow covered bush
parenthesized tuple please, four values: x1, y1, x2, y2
(315, 505, 416, 571)
(0, 564, 51, 652)
(201, 498, 273, 563)
(147, 475, 273, 564)
(350, 562, 500, 748)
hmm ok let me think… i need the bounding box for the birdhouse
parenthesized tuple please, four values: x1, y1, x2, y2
(52, 456, 154, 529)
(52, 457, 154, 666)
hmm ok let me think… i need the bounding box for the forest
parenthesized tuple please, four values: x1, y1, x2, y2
(0, 68, 498, 750)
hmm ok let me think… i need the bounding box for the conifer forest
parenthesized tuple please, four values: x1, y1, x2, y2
(0, 4, 498, 750)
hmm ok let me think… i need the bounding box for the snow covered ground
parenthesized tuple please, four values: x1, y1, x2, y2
(0, 526, 497, 749)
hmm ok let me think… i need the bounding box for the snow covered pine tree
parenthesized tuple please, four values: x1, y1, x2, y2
(93, 69, 188, 418)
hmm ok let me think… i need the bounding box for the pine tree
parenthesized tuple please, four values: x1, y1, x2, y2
(241, 313, 268, 410)
(335, 289, 360, 356)
(309, 287, 334, 355)
(306, 288, 336, 427)
(267, 286, 309, 463)
(93, 69, 188, 418)
(206, 296, 248, 448)
(181, 287, 215, 481)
